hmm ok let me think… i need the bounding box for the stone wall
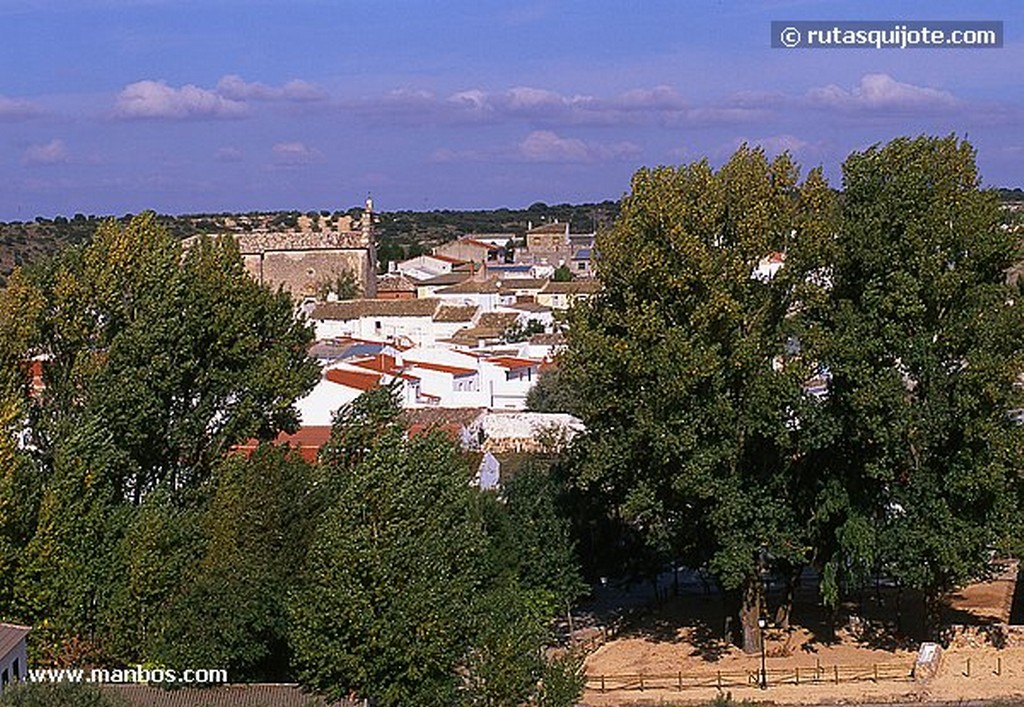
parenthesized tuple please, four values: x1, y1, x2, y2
(260, 249, 375, 299)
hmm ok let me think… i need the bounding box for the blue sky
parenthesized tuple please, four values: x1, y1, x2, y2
(2, 0, 1021, 219)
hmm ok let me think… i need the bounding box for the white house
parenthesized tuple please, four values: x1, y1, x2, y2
(310, 298, 440, 345)
(434, 278, 517, 313)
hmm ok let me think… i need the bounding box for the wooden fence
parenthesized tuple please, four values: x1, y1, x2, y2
(586, 661, 914, 693)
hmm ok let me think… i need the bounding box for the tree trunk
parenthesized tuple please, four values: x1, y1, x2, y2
(924, 587, 943, 642)
(740, 574, 763, 654)
(775, 564, 801, 630)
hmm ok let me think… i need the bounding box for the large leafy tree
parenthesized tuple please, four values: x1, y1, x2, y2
(560, 146, 836, 652)
(151, 444, 317, 679)
(290, 388, 487, 705)
(291, 387, 584, 706)
(28, 212, 318, 499)
(0, 212, 319, 657)
(820, 136, 1024, 636)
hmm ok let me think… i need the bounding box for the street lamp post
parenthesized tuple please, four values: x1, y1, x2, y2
(757, 616, 768, 689)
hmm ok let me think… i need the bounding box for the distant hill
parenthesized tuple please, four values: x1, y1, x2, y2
(6, 191, 1022, 288)
(0, 202, 621, 287)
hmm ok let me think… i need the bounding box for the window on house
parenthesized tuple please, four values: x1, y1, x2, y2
(577, 262, 586, 270)
(11, 659, 17, 680)
(2, 668, 8, 686)
(375, 321, 381, 330)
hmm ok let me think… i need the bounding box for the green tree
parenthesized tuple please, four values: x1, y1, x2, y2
(0, 683, 126, 707)
(315, 268, 361, 301)
(152, 445, 317, 679)
(525, 366, 579, 415)
(291, 388, 583, 706)
(26, 213, 318, 498)
(560, 146, 836, 652)
(819, 136, 1024, 636)
(290, 389, 485, 705)
(1, 212, 319, 660)
(552, 264, 573, 282)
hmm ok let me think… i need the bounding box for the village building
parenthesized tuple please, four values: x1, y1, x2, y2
(536, 279, 602, 309)
(185, 196, 378, 301)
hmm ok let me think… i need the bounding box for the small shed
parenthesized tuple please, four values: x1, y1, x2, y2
(0, 623, 29, 692)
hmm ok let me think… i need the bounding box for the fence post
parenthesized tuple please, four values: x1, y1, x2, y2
(997, 657, 1002, 676)
(816, 658, 822, 681)
(834, 665, 839, 684)
(677, 671, 682, 691)
(639, 674, 644, 691)
(717, 670, 722, 689)
(873, 663, 878, 682)
(965, 658, 971, 677)
(795, 667, 799, 685)
(600, 675, 605, 693)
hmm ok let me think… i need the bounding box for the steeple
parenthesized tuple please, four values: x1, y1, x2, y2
(361, 193, 374, 239)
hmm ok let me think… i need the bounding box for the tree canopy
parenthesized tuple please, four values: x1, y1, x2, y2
(559, 136, 1024, 648)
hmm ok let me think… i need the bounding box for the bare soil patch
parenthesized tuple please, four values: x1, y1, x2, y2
(582, 562, 1023, 705)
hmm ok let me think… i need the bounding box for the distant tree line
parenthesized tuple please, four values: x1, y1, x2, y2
(0, 201, 622, 286)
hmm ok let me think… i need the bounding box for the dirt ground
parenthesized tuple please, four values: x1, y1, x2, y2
(582, 562, 1024, 705)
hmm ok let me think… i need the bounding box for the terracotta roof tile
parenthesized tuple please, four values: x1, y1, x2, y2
(486, 356, 540, 369)
(404, 360, 477, 377)
(539, 280, 602, 295)
(312, 298, 439, 320)
(436, 278, 502, 295)
(325, 368, 381, 390)
(433, 305, 479, 322)
(375, 273, 417, 293)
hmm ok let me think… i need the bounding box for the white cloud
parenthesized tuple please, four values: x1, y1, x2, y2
(807, 73, 957, 111)
(518, 130, 641, 163)
(0, 94, 42, 120)
(215, 75, 326, 102)
(21, 139, 69, 166)
(611, 85, 686, 111)
(114, 80, 247, 120)
(271, 141, 323, 165)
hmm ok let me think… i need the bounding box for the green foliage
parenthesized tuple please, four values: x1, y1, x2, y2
(28, 214, 318, 498)
(0, 683, 126, 707)
(291, 388, 583, 707)
(819, 136, 1024, 631)
(151, 445, 317, 679)
(314, 268, 361, 301)
(502, 318, 545, 344)
(560, 147, 835, 647)
(290, 389, 484, 706)
(501, 465, 587, 615)
(526, 367, 579, 415)
(0, 212, 318, 664)
(551, 265, 573, 282)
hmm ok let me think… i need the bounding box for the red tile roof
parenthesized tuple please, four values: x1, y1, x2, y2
(404, 360, 477, 377)
(486, 356, 539, 369)
(325, 368, 381, 390)
(350, 354, 399, 374)
(0, 623, 29, 660)
(274, 426, 333, 463)
(101, 683, 340, 707)
(430, 253, 468, 264)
